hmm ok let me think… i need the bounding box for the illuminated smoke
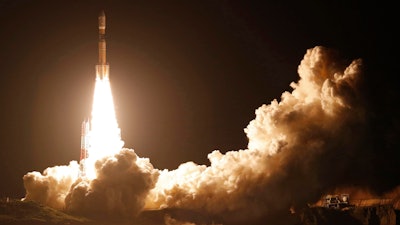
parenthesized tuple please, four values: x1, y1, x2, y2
(65, 148, 159, 217)
(23, 46, 372, 223)
(144, 46, 367, 222)
(23, 161, 80, 209)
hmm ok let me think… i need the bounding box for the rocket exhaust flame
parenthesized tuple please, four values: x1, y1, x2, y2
(83, 77, 124, 179)
(89, 78, 123, 157)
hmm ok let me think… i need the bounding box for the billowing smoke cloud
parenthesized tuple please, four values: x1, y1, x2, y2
(144, 46, 368, 222)
(23, 46, 373, 223)
(65, 148, 159, 218)
(23, 161, 80, 209)
(24, 148, 159, 218)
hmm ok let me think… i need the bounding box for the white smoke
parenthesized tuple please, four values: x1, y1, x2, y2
(23, 149, 159, 218)
(23, 46, 367, 223)
(144, 46, 366, 221)
(23, 161, 80, 209)
(65, 148, 159, 217)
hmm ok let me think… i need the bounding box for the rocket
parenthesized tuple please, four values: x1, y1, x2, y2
(96, 10, 109, 80)
(81, 11, 107, 162)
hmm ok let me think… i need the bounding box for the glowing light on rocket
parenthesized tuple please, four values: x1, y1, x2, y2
(89, 78, 123, 158)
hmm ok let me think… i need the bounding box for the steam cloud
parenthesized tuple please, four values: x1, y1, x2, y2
(24, 148, 158, 218)
(23, 46, 372, 223)
(144, 46, 367, 222)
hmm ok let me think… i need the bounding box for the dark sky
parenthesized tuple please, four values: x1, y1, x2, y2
(0, 1, 397, 198)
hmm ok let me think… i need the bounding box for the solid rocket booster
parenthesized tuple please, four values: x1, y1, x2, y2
(96, 10, 109, 80)
(80, 119, 90, 161)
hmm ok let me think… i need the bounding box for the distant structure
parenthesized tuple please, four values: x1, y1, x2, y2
(324, 194, 350, 209)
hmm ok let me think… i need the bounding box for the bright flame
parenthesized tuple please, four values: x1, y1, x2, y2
(84, 76, 124, 179)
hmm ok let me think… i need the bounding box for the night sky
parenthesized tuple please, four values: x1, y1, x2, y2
(0, 1, 397, 199)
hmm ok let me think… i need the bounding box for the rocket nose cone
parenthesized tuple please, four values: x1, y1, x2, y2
(99, 10, 105, 17)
